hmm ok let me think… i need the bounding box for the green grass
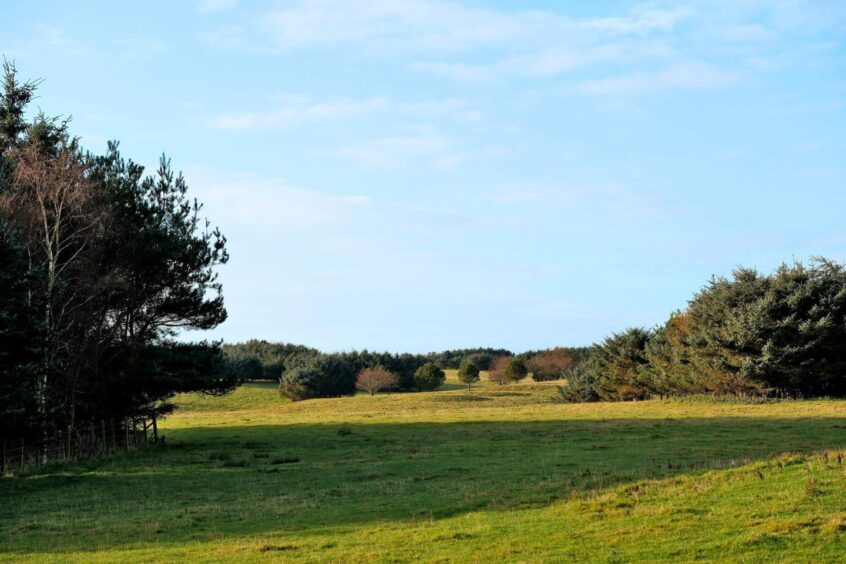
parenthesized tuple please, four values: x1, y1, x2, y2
(3, 376, 846, 562)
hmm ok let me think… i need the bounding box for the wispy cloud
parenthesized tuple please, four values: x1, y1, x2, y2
(208, 95, 480, 131)
(209, 97, 390, 130)
(329, 132, 450, 168)
(204, 0, 690, 55)
(573, 61, 736, 96)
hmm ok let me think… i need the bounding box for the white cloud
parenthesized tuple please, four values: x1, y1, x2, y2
(208, 96, 479, 131)
(187, 168, 371, 231)
(582, 5, 695, 35)
(574, 61, 736, 96)
(209, 97, 389, 130)
(329, 133, 449, 167)
(205, 0, 691, 55)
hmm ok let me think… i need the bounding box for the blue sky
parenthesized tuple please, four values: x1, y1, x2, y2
(3, 1, 845, 352)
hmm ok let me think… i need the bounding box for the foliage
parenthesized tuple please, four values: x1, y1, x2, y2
(413, 362, 445, 391)
(504, 358, 529, 383)
(527, 347, 576, 381)
(457, 359, 480, 390)
(428, 347, 512, 370)
(0, 219, 40, 437)
(0, 62, 232, 440)
(566, 259, 846, 403)
(222, 340, 319, 380)
(486, 355, 512, 385)
(279, 355, 357, 400)
(356, 366, 399, 395)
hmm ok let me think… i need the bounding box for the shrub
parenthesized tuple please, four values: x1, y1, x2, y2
(414, 362, 446, 391)
(356, 366, 399, 396)
(527, 348, 575, 381)
(457, 359, 480, 391)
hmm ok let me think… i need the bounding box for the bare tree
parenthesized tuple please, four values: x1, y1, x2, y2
(356, 366, 398, 396)
(487, 355, 512, 385)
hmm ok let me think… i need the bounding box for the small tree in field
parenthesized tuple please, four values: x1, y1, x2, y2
(505, 359, 529, 383)
(487, 355, 511, 385)
(414, 362, 445, 391)
(356, 366, 398, 396)
(457, 359, 480, 391)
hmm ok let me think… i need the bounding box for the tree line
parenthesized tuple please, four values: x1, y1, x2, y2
(0, 62, 235, 444)
(222, 341, 589, 400)
(561, 259, 846, 401)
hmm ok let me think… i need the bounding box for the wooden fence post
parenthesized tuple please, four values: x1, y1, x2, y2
(152, 414, 158, 443)
(20, 439, 24, 473)
(124, 419, 129, 451)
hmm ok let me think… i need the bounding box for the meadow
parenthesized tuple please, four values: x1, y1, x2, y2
(3, 375, 846, 562)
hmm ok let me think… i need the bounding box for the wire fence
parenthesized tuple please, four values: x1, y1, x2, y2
(1, 416, 159, 476)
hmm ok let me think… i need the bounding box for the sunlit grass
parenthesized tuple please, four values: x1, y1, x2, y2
(3, 380, 846, 562)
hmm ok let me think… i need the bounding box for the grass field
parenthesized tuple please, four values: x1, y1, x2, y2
(3, 375, 846, 562)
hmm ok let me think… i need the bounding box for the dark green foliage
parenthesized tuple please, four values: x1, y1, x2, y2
(414, 362, 446, 391)
(0, 62, 233, 439)
(457, 359, 480, 390)
(0, 220, 41, 437)
(505, 358, 529, 383)
(564, 259, 846, 403)
(429, 348, 512, 370)
(278, 355, 357, 400)
(682, 260, 846, 397)
(223, 340, 319, 380)
(223, 355, 264, 382)
(557, 360, 601, 402)
(559, 328, 652, 402)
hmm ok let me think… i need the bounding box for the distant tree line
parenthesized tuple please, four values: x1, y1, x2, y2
(560, 259, 846, 401)
(0, 62, 235, 443)
(222, 339, 591, 400)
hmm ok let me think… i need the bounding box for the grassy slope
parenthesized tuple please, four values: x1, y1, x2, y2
(2, 377, 846, 562)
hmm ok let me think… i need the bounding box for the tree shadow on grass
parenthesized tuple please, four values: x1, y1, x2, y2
(2, 416, 846, 555)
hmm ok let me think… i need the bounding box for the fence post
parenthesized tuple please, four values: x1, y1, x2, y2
(2, 440, 5, 475)
(152, 414, 158, 443)
(124, 418, 129, 451)
(143, 420, 148, 448)
(100, 421, 106, 454)
(20, 439, 24, 473)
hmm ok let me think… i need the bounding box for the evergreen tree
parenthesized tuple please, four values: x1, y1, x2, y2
(457, 359, 480, 391)
(414, 362, 446, 391)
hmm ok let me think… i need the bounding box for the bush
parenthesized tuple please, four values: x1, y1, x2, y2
(414, 362, 446, 391)
(527, 348, 575, 381)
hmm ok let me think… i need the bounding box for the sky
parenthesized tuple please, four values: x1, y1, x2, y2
(3, 1, 845, 353)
